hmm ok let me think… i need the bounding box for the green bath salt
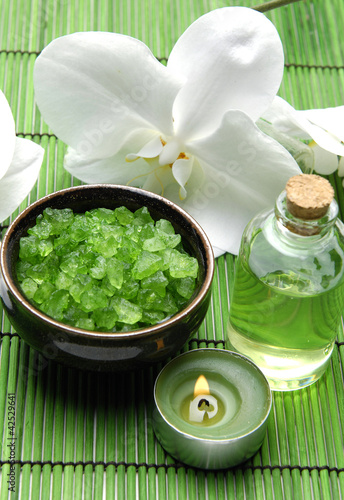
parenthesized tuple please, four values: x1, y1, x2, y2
(16, 206, 199, 332)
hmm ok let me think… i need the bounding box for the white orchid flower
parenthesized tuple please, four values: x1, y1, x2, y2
(0, 90, 44, 223)
(262, 96, 344, 175)
(33, 7, 300, 256)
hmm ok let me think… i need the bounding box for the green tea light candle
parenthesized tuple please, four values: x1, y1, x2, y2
(153, 349, 272, 469)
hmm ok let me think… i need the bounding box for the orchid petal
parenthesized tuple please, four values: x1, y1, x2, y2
(162, 158, 204, 198)
(164, 162, 267, 256)
(0, 90, 16, 180)
(168, 7, 284, 141)
(168, 110, 301, 255)
(126, 134, 163, 162)
(302, 106, 344, 142)
(158, 139, 183, 166)
(309, 142, 339, 175)
(212, 246, 227, 259)
(263, 97, 344, 157)
(34, 32, 183, 159)
(142, 163, 175, 195)
(0, 138, 44, 222)
(65, 128, 160, 184)
(65, 148, 151, 186)
(338, 156, 344, 177)
(262, 97, 310, 138)
(172, 157, 194, 200)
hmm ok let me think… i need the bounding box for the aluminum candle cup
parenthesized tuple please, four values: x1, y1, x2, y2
(153, 349, 272, 470)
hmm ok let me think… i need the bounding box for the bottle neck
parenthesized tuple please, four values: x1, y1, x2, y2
(275, 190, 338, 237)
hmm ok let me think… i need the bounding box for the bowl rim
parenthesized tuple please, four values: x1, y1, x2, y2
(0, 184, 214, 340)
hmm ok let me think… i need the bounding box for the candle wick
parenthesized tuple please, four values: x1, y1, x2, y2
(198, 398, 214, 413)
(198, 398, 209, 408)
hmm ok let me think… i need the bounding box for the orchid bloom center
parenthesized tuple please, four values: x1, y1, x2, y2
(158, 137, 188, 166)
(126, 135, 189, 166)
(125, 135, 195, 200)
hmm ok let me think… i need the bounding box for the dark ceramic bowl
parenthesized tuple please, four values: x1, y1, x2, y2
(0, 185, 214, 371)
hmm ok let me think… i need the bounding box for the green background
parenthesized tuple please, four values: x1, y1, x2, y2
(0, 0, 344, 498)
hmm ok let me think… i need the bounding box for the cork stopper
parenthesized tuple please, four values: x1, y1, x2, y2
(286, 174, 334, 220)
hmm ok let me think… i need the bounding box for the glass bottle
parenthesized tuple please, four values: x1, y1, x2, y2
(227, 174, 344, 391)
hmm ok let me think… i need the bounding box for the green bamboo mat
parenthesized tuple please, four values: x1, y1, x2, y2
(1, 0, 344, 498)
